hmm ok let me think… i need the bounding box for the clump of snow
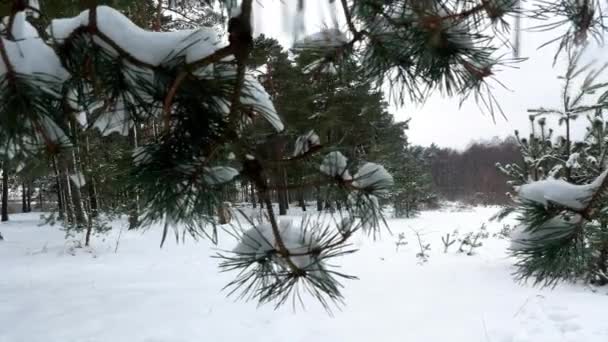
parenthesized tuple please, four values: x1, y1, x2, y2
(69, 172, 86, 188)
(0, 12, 69, 83)
(353, 163, 393, 195)
(320, 151, 351, 180)
(566, 153, 580, 169)
(26, 0, 40, 18)
(293, 130, 320, 157)
(91, 102, 132, 137)
(47, 6, 227, 66)
(234, 219, 323, 270)
(294, 28, 348, 49)
(548, 164, 563, 178)
(517, 170, 608, 210)
(241, 74, 284, 132)
(203, 166, 239, 185)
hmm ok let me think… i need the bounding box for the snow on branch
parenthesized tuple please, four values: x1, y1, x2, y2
(353, 163, 394, 195)
(320, 151, 351, 181)
(294, 28, 348, 49)
(0, 12, 68, 82)
(516, 170, 608, 211)
(293, 130, 321, 157)
(222, 215, 357, 308)
(203, 166, 239, 185)
(47, 6, 227, 67)
(241, 74, 284, 132)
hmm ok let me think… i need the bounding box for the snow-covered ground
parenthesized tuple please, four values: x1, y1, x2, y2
(1, 206, 607, 342)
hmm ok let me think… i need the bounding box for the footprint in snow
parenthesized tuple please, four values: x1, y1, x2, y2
(506, 298, 584, 341)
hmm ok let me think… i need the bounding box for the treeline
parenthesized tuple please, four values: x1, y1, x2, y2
(424, 137, 522, 205)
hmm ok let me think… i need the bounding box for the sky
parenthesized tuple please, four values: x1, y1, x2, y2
(252, 1, 607, 149)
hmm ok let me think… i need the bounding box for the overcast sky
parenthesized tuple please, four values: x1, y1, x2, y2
(252, 1, 607, 150)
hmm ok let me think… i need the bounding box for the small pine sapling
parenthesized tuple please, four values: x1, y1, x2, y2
(458, 224, 488, 255)
(411, 229, 431, 263)
(493, 224, 513, 239)
(395, 232, 408, 251)
(441, 232, 456, 253)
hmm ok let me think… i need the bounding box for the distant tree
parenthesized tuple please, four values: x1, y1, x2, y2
(1, 161, 8, 222)
(392, 143, 435, 218)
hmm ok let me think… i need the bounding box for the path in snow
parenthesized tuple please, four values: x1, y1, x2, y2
(1, 207, 607, 342)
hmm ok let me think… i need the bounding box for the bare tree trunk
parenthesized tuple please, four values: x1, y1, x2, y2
(26, 181, 32, 212)
(128, 126, 140, 229)
(1, 162, 8, 222)
(21, 181, 27, 212)
(316, 186, 323, 212)
(250, 183, 257, 209)
(62, 164, 75, 225)
(299, 189, 306, 211)
(38, 183, 43, 211)
(68, 171, 87, 227)
(52, 157, 65, 220)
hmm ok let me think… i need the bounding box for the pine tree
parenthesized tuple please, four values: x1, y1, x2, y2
(392, 144, 435, 218)
(499, 48, 608, 286)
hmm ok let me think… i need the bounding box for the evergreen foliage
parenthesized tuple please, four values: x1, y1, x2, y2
(498, 49, 608, 286)
(0, 0, 607, 308)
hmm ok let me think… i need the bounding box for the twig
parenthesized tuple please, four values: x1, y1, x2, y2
(114, 225, 124, 253)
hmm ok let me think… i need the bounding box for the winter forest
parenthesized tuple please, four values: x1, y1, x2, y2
(2, 0, 608, 341)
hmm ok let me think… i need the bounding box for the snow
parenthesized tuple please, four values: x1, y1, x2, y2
(353, 163, 394, 194)
(294, 28, 348, 49)
(0, 13, 69, 83)
(241, 74, 284, 132)
(320, 151, 351, 180)
(233, 219, 322, 270)
(517, 170, 608, 210)
(69, 172, 86, 188)
(28, 0, 40, 11)
(293, 130, 320, 157)
(2, 207, 608, 341)
(566, 152, 580, 169)
(48, 6, 227, 66)
(202, 166, 239, 185)
(92, 102, 132, 136)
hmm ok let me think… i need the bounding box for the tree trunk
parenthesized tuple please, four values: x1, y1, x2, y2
(69, 173, 87, 227)
(299, 189, 306, 211)
(61, 164, 75, 225)
(250, 183, 257, 209)
(128, 127, 139, 229)
(1, 162, 8, 222)
(316, 186, 323, 212)
(52, 157, 66, 220)
(22, 181, 27, 213)
(38, 184, 43, 211)
(26, 181, 32, 212)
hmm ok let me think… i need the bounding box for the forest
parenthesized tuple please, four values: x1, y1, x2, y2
(2, 1, 608, 341)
